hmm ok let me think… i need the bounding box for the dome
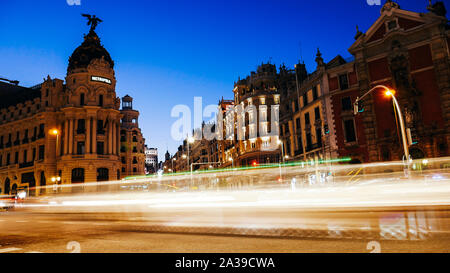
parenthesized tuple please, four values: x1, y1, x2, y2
(68, 30, 114, 72)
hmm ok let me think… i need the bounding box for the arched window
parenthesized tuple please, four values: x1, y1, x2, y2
(4, 178, 10, 195)
(72, 168, 85, 183)
(80, 93, 85, 106)
(97, 168, 109, 182)
(11, 184, 18, 195)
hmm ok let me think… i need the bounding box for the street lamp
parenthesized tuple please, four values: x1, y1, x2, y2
(228, 156, 234, 169)
(50, 128, 60, 156)
(187, 136, 195, 173)
(171, 158, 176, 173)
(277, 139, 285, 164)
(354, 85, 410, 166)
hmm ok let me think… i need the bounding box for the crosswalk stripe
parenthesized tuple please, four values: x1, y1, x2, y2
(0, 248, 22, 253)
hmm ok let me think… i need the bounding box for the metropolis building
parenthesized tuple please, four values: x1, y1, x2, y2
(0, 21, 146, 196)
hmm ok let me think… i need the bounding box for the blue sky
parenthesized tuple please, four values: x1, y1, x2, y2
(0, 0, 431, 160)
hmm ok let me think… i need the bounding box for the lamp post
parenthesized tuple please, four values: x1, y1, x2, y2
(171, 158, 176, 173)
(277, 139, 285, 164)
(228, 156, 234, 169)
(187, 136, 195, 174)
(50, 128, 60, 157)
(354, 85, 410, 172)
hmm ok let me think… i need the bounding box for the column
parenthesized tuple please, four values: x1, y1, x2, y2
(68, 119, 74, 154)
(64, 119, 69, 155)
(112, 120, 117, 155)
(92, 118, 97, 154)
(86, 117, 91, 154)
(117, 123, 120, 155)
(108, 119, 113, 155)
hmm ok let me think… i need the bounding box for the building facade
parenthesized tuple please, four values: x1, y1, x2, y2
(0, 20, 146, 196)
(231, 63, 281, 167)
(144, 146, 158, 174)
(349, 0, 450, 161)
(120, 95, 146, 177)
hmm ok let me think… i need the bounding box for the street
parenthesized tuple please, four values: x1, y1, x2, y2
(0, 211, 449, 253)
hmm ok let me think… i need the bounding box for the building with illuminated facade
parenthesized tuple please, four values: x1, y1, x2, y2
(0, 20, 146, 196)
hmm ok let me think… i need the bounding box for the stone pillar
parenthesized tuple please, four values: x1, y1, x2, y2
(108, 119, 113, 155)
(68, 119, 74, 154)
(64, 119, 69, 155)
(92, 118, 97, 154)
(117, 123, 120, 155)
(86, 118, 91, 154)
(112, 120, 117, 155)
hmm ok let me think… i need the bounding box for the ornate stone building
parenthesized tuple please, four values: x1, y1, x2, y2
(120, 95, 146, 177)
(0, 17, 146, 196)
(349, 0, 450, 161)
(231, 63, 281, 167)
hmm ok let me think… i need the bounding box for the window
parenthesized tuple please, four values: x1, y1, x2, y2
(97, 142, 104, 155)
(97, 120, 105, 135)
(293, 100, 298, 112)
(14, 152, 18, 164)
(316, 128, 322, 147)
(314, 107, 321, 121)
(72, 168, 85, 183)
(80, 93, 85, 106)
(38, 124, 45, 138)
(296, 118, 301, 130)
(306, 133, 312, 148)
(32, 148, 36, 161)
(97, 168, 109, 182)
(304, 113, 310, 125)
(77, 119, 86, 134)
(341, 97, 352, 111)
(77, 142, 85, 155)
(343, 119, 357, 143)
(133, 157, 137, 164)
(133, 167, 137, 173)
(312, 86, 318, 101)
(38, 145, 45, 160)
(339, 74, 349, 90)
(6, 153, 10, 165)
(99, 95, 104, 107)
(23, 150, 27, 163)
(303, 93, 308, 106)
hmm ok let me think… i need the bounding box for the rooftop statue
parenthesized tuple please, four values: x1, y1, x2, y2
(81, 14, 103, 32)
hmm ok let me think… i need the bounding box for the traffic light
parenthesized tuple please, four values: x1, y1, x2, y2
(354, 98, 365, 115)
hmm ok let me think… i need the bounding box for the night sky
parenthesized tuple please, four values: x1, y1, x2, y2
(0, 0, 432, 160)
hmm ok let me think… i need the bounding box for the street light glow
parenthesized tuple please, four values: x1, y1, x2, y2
(50, 129, 59, 136)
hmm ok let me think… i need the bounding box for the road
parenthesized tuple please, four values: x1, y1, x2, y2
(1, 158, 450, 253)
(0, 209, 449, 253)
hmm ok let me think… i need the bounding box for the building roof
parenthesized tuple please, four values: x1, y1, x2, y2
(0, 81, 41, 110)
(68, 30, 114, 72)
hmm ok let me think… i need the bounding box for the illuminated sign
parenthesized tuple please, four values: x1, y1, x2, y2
(91, 76, 112, 85)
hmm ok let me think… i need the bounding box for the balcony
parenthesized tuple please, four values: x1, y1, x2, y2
(97, 129, 105, 135)
(22, 138, 29, 144)
(37, 133, 45, 139)
(31, 136, 36, 142)
(19, 161, 34, 169)
(76, 128, 86, 135)
(5, 142, 11, 148)
(13, 140, 20, 146)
